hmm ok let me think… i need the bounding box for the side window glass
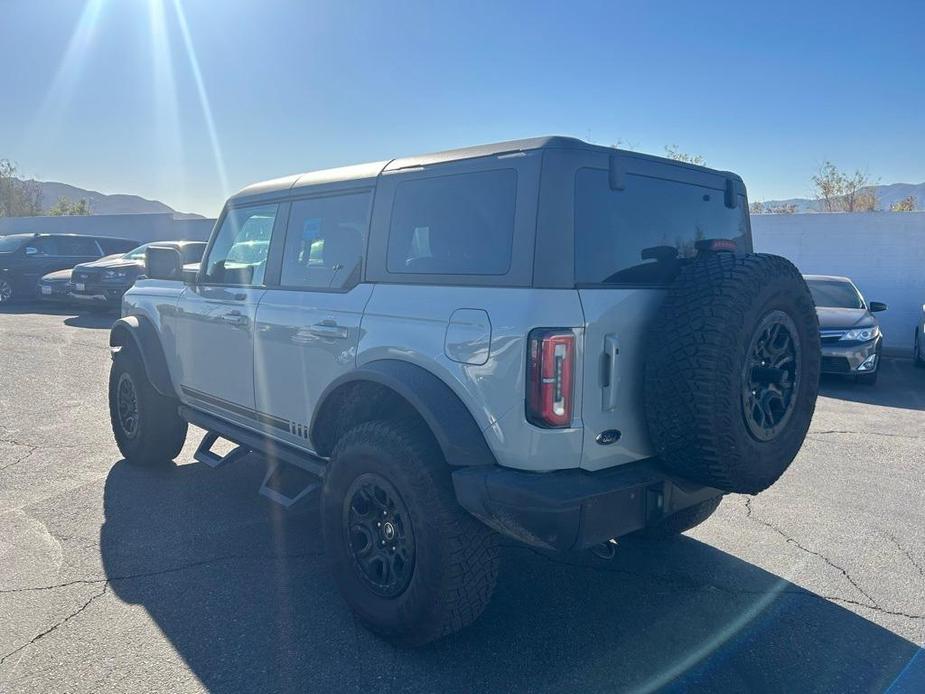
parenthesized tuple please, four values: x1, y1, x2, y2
(280, 192, 371, 290)
(202, 204, 278, 286)
(386, 169, 517, 275)
(28, 238, 58, 256)
(58, 237, 100, 256)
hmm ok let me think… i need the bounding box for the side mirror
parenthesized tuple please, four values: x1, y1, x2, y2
(24, 246, 38, 256)
(869, 301, 888, 312)
(145, 246, 184, 281)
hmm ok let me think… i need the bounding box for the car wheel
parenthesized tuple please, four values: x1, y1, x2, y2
(0, 279, 13, 304)
(322, 420, 499, 646)
(108, 342, 188, 464)
(645, 253, 821, 494)
(626, 496, 723, 541)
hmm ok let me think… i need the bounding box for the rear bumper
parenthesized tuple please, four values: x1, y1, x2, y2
(452, 459, 720, 551)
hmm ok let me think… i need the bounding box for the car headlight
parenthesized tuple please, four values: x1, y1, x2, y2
(840, 326, 879, 342)
(104, 270, 129, 280)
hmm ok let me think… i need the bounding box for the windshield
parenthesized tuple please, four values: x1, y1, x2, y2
(123, 244, 149, 261)
(806, 278, 865, 309)
(0, 234, 28, 252)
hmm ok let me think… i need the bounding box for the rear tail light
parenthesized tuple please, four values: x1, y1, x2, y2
(526, 329, 575, 428)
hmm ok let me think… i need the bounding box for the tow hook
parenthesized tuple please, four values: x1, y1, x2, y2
(590, 538, 618, 560)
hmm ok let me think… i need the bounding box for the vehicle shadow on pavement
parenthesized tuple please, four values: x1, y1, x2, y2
(819, 358, 925, 411)
(100, 457, 922, 694)
(0, 302, 116, 329)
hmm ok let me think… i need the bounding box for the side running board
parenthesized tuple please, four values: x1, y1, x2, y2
(180, 405, 327, 509)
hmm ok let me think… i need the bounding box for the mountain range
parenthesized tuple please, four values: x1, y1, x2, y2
(17, 178, 203, 219)
(756, 182, 925, 213)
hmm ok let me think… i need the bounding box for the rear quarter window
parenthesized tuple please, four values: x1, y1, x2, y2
(387, 169, 517, 276)
(574, 168, 749, 286)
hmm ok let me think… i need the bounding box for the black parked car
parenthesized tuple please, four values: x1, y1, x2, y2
(70, 240, 207, 309)
(0, 233, 136, 304)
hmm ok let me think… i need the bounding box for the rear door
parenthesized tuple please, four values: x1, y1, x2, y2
(572, 154, 751, 471)
(173, 203, 279, 426)
(254, 188, 374, 447)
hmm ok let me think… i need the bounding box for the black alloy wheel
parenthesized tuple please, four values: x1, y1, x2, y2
(742, 310, 800, 441)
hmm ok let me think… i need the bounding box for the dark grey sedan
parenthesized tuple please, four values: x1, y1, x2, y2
(804, 274, 886, 385)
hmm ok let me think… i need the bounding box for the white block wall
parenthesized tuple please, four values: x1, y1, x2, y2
(752, 211, 925, 355)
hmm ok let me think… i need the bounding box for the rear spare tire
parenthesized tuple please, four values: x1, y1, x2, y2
(644, 252, 820, 494)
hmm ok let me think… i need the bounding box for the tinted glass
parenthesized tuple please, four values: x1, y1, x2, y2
(124, 245, 149, 261)
(0, 235, 28, 252)
(57, 236, 100, 256)
(574, 169, 749, 285)
(29, 237, 60, 255)
(203, 204, 278, 285)
(806, 279, 865, 309)
(387, 169, 517, 275)
(280, 192, 370, 290)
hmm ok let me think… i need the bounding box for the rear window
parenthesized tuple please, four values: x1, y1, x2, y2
(387, 169, 517, 275)
(574, 169, 749, 286)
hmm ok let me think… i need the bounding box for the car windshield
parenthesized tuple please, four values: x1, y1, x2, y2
(123, 244, 149, 261)
(806, 278, 865, 309)
(0, 234, 28, 252)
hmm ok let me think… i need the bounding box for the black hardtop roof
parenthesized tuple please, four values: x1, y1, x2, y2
(230, 136, 742, 202)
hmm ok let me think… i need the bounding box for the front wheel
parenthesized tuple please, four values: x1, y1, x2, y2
(0, 278, 13, 304)
(109, 343, 188, 464)
(322, 420, 499, 646)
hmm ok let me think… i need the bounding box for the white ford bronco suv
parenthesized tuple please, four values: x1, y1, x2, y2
(108, 137, 821, 645)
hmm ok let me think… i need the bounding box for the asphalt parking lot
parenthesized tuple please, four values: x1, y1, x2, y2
(1, 306, 923, 693)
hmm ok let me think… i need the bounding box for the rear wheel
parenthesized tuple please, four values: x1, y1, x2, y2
(322, 420, 499, 646)
(109, 343, 187, 465)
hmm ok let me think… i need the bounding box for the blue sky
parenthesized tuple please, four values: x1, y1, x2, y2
(2, 0, 924, 217)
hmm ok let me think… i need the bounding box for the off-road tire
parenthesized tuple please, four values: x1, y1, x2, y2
(645, 253, 820, 494)
(109, 342, 187, 465)
(627, 496, 723, 540)
(322, 420, 499, 646)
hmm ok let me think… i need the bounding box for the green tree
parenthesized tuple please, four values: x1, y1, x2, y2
(890, 195, 917, 212)
(664, 145, 705, 165)
(48, 196, 91, 216)
(0, 159, 44, 217)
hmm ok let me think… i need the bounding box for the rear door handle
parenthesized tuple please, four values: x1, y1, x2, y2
(309, 321, 348, 340)
(221, 310, 247, 326)
(601, 334, 620, 411)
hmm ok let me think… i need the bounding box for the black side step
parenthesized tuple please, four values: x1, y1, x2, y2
(179, 405, 327, 478)
(194, 431, 252, 469)
(259, 462, 321, 508)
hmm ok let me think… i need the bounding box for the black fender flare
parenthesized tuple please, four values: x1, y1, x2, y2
(109, 315, 176, 398)
(310, 359, 497, 467)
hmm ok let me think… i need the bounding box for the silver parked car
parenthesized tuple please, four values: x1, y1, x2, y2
(804, 274, 886, 385)
(107, 137, 821, 644)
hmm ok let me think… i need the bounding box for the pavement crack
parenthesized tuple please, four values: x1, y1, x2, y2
(744, 497, 881, 609)
(0, 583, 108, 667)
(886, 533, 925, 579)
(0, 550, 324, 595)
